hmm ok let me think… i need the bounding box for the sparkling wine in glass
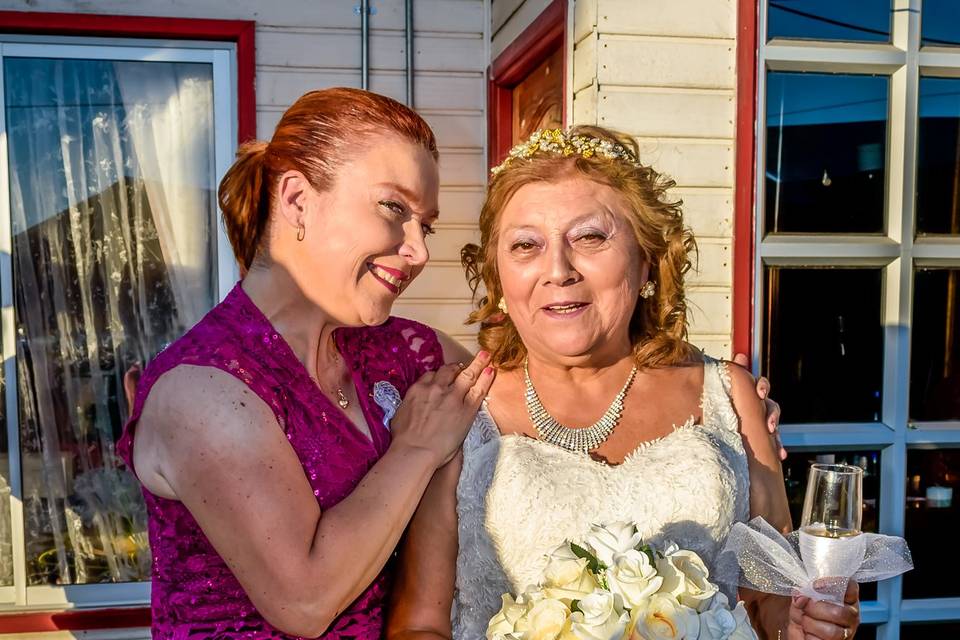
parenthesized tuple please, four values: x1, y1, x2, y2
(798, 463, 865, 602)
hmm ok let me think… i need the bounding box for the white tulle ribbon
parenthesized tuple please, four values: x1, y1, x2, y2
(715, 517, 913, 603)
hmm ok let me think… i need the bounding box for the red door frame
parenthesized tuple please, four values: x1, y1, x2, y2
(488, 0, 567, 169)
(0, 10, 256, 632)
(733, 0, 760, 360)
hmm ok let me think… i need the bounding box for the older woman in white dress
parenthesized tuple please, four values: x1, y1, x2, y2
(386, 127, 861, 640)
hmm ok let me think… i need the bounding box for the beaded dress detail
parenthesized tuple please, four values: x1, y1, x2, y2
(116, 283, 442, 639)
(451, 357, 751, 640)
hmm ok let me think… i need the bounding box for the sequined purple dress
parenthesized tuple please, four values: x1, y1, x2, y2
(117, 283, 443, 639)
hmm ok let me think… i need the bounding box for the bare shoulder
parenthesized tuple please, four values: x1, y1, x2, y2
(434, 330, 475, 365)
(720, 361, 763, 415)
(134, 365, 282, 497)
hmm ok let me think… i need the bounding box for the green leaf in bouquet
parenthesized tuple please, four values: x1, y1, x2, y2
(569, 542, 603, 574)
(635, 542, 656, 567)
(570, 599, 581, 614)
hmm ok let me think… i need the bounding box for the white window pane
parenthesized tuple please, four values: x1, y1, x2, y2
(4, 55, 218, 585)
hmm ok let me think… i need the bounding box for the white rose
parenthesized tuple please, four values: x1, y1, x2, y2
(525, 597, 572, 640)
(583, 522, 643, 567)
(605, 549, 664, 608)
(545, 543, 585, 585)
(656, 548, 719, 612)
(569, 591, 629, 640)
(487, 594, 530, 640)
(729, 601, 759, 640)
(626, 593, 700, 640)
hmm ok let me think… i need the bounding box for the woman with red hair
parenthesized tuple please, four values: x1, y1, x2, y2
(117, 88, 494, 639)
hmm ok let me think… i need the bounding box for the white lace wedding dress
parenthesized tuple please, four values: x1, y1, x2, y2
(451, 357, 751, 639)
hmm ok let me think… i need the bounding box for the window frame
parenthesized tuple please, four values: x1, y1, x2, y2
(0, 11, 254, 626)
(740, 0, 960, 635)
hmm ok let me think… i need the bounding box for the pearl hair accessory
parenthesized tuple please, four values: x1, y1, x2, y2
(640, 280, 656, 299)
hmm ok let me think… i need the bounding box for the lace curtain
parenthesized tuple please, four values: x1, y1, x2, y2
(3, 56, 217, 585)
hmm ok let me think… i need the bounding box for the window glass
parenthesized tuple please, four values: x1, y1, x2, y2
(4, 56, 217, 584)
(765, 73, 888, 234)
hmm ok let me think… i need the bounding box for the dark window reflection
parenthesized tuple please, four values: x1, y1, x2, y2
(783, 450, 880, 600)
(916, 78, 960, 235)
(902, 622, 960, 638)
(854, 625, 877, 640)
(763, 267, 883, 423)
(921, 0, 960, 47)
(765, 73, 887, 234)
(911, 269, 960, 421)
(767, 1, 890, 43)
(904, 449, 960, 598)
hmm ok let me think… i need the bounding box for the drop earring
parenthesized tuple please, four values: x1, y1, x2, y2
(297, 223, 305, 242)
(497, 297, 508, 314)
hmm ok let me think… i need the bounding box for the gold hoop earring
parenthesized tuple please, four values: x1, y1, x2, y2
(640, 280, 656, 299)
(297, 223, 305, 242)
(497, 297, 508, 314)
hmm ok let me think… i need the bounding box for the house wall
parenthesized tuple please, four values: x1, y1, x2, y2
(572, 0, 738, 358)
(491, 0, 555, 60)
(0, 0, 488, 347)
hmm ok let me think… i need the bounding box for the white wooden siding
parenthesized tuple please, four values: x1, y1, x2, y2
(573, 0, 738, 358)
(0, 0, 488, 349)
(491, 0, 553, 60)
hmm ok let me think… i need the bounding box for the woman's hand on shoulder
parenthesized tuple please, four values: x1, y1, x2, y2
(390, 342, 494, 468)
(732, 353, 785, 460)
(725, 359, 792, 533)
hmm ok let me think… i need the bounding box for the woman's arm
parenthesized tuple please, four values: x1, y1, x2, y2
(384, 330, 474, 640)
(133, 351, 491, 638)
(386, 453, 462, 640)
(727, 363, 860, 640)
(726, 362, 793, 640)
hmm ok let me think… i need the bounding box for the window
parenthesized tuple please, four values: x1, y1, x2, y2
(753, 0, 960, 635)
(0, 36, 237, 609)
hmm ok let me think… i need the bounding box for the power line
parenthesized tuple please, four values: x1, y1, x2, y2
(769, 2, 889, 38)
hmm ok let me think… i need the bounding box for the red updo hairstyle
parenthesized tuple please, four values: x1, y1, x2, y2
(218, 88, 439, 272)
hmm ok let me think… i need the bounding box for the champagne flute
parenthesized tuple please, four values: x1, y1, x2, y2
(798, 463, 865, 602)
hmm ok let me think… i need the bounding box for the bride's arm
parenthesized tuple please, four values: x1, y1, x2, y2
(386, 452, 462, 640)
(726, 362, 794, 639)
(386, 330, 472, 640)
(727, 363, 861, 640)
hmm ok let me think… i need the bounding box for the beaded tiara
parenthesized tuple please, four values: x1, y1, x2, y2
(490, 128, 641, 175)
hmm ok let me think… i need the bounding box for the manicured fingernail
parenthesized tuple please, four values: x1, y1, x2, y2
(483, 366, 495, 375)
(478, 350, 489, 359)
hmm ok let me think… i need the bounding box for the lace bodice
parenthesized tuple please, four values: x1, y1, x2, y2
(452, 357, 751, 640)
(117, 283, 443, 639)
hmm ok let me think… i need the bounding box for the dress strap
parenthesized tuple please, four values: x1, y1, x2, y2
(701, 356, 740, 434)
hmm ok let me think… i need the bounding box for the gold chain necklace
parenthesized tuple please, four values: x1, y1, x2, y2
(315, 339, 349, 410)
(524, 358, 638, 454)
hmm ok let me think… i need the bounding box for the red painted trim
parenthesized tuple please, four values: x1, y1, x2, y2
(0, 10, 257, 143)
(0, 10, 256, 630)
(488, 0, 566, 169)
(733, 0, 759, 361)
(0, 607, 150, 633)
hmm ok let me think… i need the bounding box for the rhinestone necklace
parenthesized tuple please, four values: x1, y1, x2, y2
(524, 358, 638, 454)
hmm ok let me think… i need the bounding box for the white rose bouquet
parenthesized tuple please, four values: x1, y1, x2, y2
(487, 522, 758, 640)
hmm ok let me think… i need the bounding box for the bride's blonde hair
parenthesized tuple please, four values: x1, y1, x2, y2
(461, 125, 699, 370)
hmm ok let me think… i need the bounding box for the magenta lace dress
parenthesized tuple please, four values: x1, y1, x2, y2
(116, 283, 443, 639)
